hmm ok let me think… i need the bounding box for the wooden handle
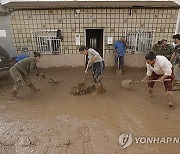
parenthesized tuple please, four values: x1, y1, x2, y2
(133, 79, 171, 83)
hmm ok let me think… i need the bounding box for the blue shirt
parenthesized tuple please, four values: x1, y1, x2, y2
(15, 54, 29, 62)
(114, 41, 126, 57)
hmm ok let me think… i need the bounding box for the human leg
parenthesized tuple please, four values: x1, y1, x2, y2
(9, 67, 23, 99)
(148, 72, 160, 97)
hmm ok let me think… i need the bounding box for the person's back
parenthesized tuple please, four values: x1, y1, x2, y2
(14, 57, 37, 76)
(88, 48, 103, 63)
(15, 54, 29, 62)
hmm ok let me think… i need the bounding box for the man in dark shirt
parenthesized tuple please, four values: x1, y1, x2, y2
(171, 34, 180, 90)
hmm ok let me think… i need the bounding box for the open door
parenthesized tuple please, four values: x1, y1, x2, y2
(85, 29, 103, 67)
(86, 29, 103, 58)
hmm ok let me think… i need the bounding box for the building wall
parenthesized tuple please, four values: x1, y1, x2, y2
(9, 7, 179, 67)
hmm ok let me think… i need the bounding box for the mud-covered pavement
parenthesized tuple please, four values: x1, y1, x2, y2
(0, 67, 180, 154)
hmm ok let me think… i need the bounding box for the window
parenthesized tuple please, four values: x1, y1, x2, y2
(125, 30, 154, 53)
(31, 30, 62, 54)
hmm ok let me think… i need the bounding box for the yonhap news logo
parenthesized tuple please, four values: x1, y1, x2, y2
(118, 132, 180, 148)
(118, 132, 133, 148)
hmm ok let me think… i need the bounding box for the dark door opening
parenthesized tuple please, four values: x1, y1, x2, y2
(86, 29, 103, 58)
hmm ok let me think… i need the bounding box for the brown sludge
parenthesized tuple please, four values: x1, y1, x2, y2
(0, 67, 180, 154)
(70, 82, 91, 95)
(70, 82, 106, 95)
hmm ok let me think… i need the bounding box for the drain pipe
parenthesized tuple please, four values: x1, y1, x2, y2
(175, 9, 180, 34)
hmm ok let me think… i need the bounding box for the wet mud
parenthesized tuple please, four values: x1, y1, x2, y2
(0, 67, 180, 154)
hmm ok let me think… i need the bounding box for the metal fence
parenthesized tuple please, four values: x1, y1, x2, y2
(31, 30, 62, 54)
(125, 30, 154, 53)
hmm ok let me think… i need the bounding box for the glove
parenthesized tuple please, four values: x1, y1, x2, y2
(85, 68, 88, 74)
(158, 78, 164, 82)
(40, 73, 46, 79)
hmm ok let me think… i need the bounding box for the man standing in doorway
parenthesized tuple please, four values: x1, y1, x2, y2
(114, 36, 128, 71)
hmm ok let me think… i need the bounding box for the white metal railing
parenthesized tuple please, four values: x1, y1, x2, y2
(125, 30, 154, 53)
(31, 30, 62, 54)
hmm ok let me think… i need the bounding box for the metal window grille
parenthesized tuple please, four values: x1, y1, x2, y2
(125, 30, 154, 53)
(31, 30, 62, 54)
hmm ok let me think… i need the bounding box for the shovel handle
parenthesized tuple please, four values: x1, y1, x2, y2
(82, 65, 89, 82)
(133, 79, 171, 83)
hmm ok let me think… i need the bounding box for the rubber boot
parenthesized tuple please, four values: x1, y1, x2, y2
(166, 91, 174, 107)
(10, 90, 18, 100)
(148, 87, 153, 97)
(28, 83, 40, 92)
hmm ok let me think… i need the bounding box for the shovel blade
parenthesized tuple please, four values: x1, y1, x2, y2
(116, 69, 122, 76)
(48, 79, 60, 83)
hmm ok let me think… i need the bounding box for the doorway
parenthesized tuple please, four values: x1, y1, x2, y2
(85, 29, 104, 58)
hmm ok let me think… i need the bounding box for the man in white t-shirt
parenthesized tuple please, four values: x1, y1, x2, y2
(79, 46, 105, 93)
(142, 53, 174, 107)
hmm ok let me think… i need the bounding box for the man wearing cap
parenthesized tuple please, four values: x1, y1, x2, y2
(157, 39, 174, 60)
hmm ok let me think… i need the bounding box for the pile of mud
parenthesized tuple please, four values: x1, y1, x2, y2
(70, 82, 105, 95)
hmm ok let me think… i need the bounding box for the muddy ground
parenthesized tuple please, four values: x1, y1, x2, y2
(0, 67, 180, 154)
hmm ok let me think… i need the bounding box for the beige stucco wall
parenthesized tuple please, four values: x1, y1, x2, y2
(9, 7, 178, 67)
(10, 8, 178, 53)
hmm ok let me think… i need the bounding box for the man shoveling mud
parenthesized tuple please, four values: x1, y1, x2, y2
(79, 46, 105, 94)
(10, 52, 45, 100)
(142, 53, 174, 107)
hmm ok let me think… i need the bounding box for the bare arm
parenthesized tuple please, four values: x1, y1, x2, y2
(159, 75, 168, 82)
(88, 55, 98, 65)
(142, 75, 150, 82)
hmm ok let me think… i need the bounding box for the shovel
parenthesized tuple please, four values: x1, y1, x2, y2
(82, 65, 89, 83)
(46, 77, 60, 83)
(42, 76, 61, 83)
(121, 79, 171, 88)
(116, 56, 122, 76)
